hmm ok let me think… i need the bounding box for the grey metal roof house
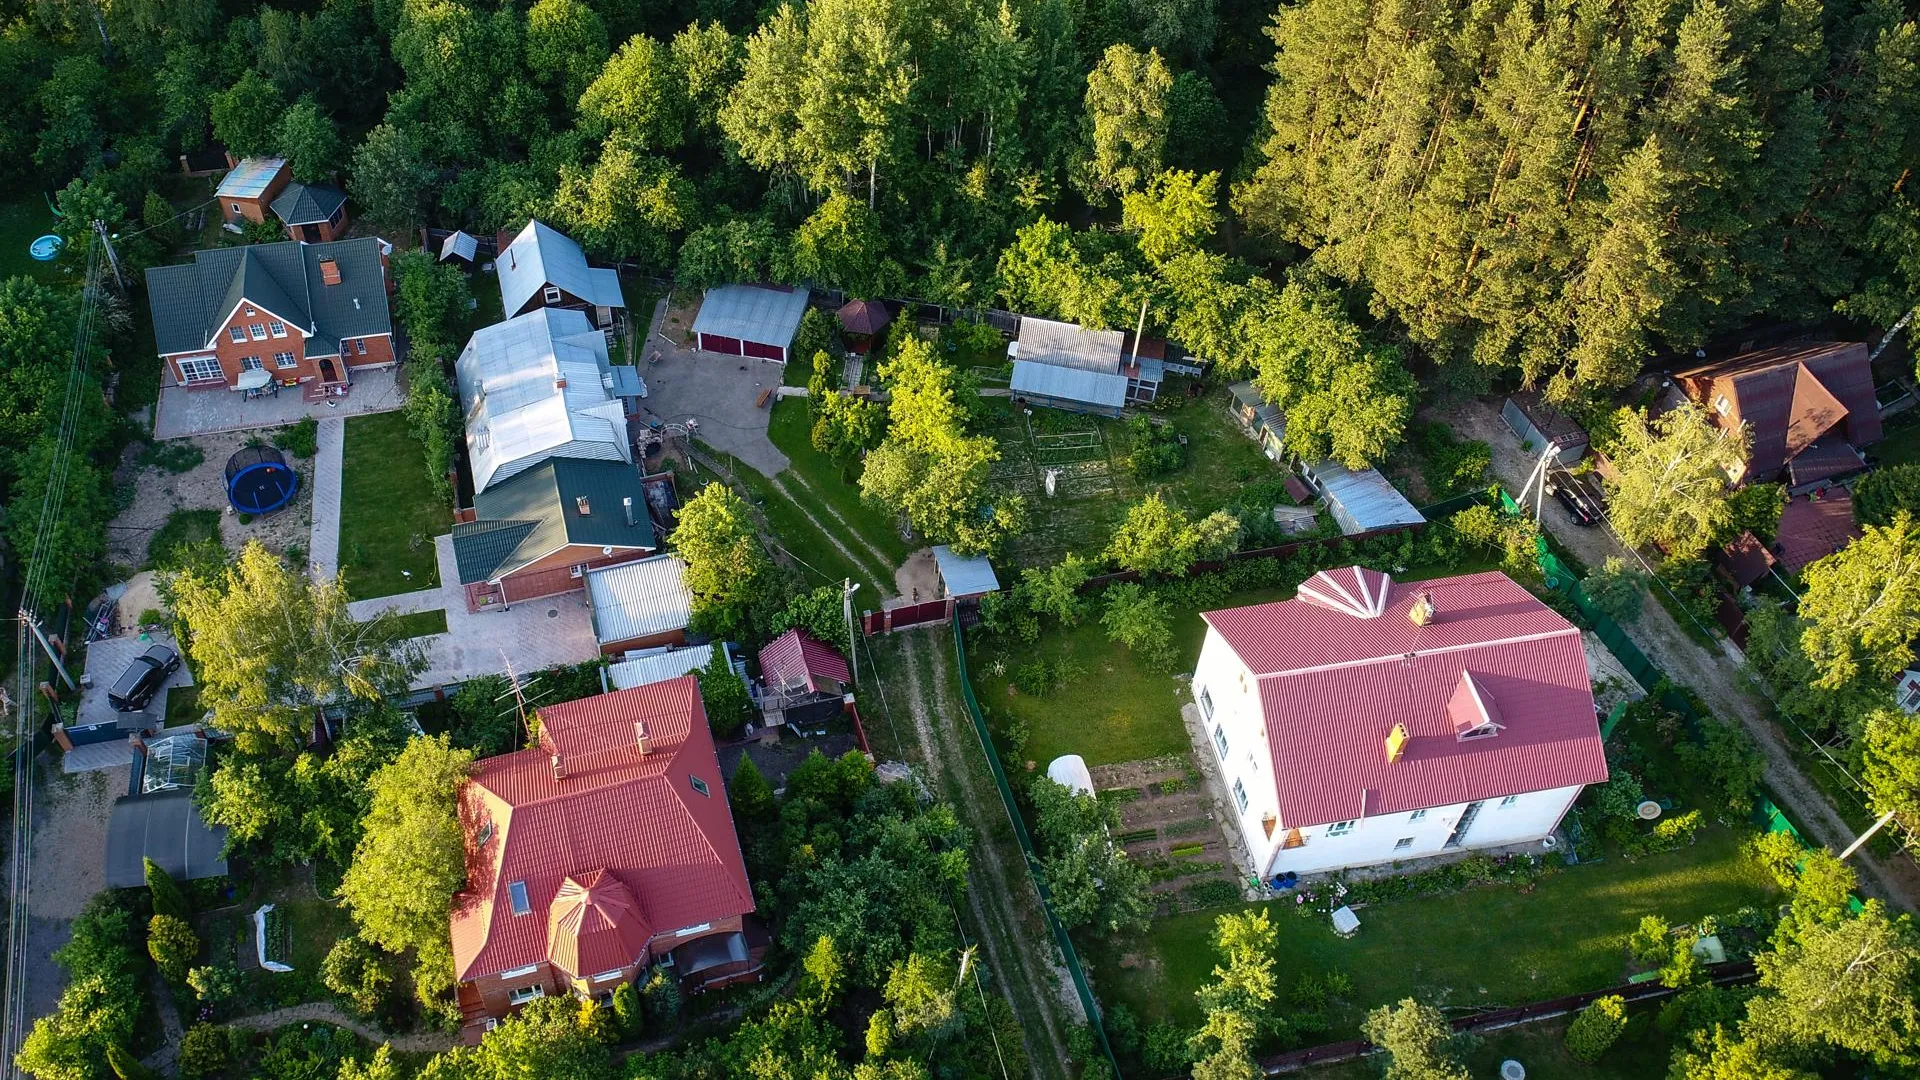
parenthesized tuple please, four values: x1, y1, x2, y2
(1010, 317, 1163, 416)
(1300, 460, 1426, 535)
(145, 237, 392, 359)
(692, 285, 812, 363)
(1500, 391, 1589, 466)
(451, 458, 658, 586)
(456, 306, 635, 494)
(586, 554, 693, 650)
(498, 219, 626, 325)
(931, 545, 1001, 599)
(606, 644, 715, 691)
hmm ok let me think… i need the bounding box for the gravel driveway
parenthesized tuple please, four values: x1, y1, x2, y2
(1435, 396, 1920, 912)
(21, 762, 128, 1024)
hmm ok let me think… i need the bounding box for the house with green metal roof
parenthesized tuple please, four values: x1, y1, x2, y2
(451, 458, 659, 612)
(144, 237, 395, 393)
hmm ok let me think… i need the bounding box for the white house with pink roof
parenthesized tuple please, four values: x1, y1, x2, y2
(1191, 566, 1608, 878)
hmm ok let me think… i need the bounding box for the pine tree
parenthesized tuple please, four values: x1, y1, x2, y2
(144, 858, 189, 921)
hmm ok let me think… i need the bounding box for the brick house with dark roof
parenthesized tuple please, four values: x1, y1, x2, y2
(451, 676, 762, 1040)
(215, 157, 351, 241)
(144, 238, 394, 392)
(1192, 567, 1606, 879)
(450, 458, 659, 612)
(1674, 341, 1883, 487)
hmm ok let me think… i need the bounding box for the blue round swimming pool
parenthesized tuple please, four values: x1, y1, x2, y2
(29, 235, 62, 261)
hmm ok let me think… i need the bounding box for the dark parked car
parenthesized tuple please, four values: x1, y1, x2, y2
(1549, 477, 1599, 526)
(107, 644, 181, 712)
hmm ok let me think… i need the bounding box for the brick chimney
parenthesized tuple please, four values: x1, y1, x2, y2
(575, 495, 591, 516)
(634, 720, 651, 756)
(318, 258, 341, 286)
(551, 753, 567, 780)
(1409, 591, 1436, 626)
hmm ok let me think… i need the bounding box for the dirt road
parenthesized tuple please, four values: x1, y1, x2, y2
(865, 628, 1079, 1080)
(1437, 398, 1920, 912)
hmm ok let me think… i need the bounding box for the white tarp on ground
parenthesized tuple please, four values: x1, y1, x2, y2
(1046, 754, 1095, 796)
(456, 306, 631, 494)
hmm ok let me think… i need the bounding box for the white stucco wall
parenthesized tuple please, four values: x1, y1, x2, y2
(1192, 626, 1585, 880)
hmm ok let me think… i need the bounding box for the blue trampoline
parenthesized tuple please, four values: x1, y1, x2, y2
(225, 446, 299, 514)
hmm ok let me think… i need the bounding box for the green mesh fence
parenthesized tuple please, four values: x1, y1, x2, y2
(949, 611, 1121, 1076)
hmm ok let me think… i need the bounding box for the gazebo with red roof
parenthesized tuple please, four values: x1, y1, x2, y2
(449, 676, 763, 1039)
(1191, 567, 1606, 880)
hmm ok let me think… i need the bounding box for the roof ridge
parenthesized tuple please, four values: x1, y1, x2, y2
(1250, 624, 1582, 680)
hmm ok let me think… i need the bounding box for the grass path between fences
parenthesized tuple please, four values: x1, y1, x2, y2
(865, 628, 1077, 1080)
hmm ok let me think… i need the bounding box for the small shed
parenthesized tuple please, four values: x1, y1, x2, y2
(586, 555, 692, 654)
(759, 629, 850, 697)
(836, 299, 892, 337)
(692, 285, 811, 362)
(440, 229, 479, 264)
(1501, 391, 1589, 465)
(104, 789, 228, 888)
(1301, 460, 1425, 536)
(1713, 531, 1777, 589)
(1010, 362, 1127, 417)
(931, 545, 1000, 600)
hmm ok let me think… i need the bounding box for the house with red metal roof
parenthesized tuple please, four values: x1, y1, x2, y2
(450, 675, 762, 1039)
(1673, 341, 1882, 488)
(1191, 567, 1607, 878)
(756, 628, 852, 729)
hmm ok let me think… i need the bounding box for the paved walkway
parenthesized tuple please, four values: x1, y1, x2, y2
(154, 368, 404, 440)
(347, 535, 599, 688)
(309, 417, 345, 579)
(640, 298, 790, 477)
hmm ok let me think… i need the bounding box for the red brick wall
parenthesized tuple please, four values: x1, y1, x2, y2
(343, 334, 396, 369)
(598, 627, 687, 656)
(497, 544, 656, 605)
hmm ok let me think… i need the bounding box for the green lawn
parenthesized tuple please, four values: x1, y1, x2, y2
(766, 397, 913, 564)
(0, 198, 65, 286)
(1875, 412, 1920, 467)
(387, 609, 449, 638)
(1085, 826, 1778, 1037)
(1304, 1012, 1676, 1079)
(685, 445, 890, 598)
(163, 684, 203, 729)
(338, 411, 448, 600)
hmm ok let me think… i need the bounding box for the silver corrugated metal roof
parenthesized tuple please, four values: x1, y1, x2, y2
(1011, 360, 1128, 409)
(498, 220, 625, 316)
(441, 230, 478, 262)
(931, 545, 1000, 598)
(690, 285, 811, 349)
(1016, 317, 1124, 373)
(1306, 461, 1426, 534)
(587, 555, 692, 644)
(607, 644, 713, 690)
(456, 307, 631, 494)
(216, 157, 285, 199)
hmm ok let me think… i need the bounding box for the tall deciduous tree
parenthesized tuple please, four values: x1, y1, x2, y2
(1105, 494, 1239, 576)
(1244, 273, 1416, 469)
(525, 0, 608, 105)
(1028, 777, 1152, 934)
(576, 33, 681, 149)
(673, 481, 773, 639)
(275, 96, 341, 182)
(1361, 999, 1470, 1080)
(1797, 513, 1920, 690)
(1601, 405, 1745, 558)
(1746, 901, 1920, 1070)
(1081, 44, 1169, 200)
(1121, 170, 1220, 264)
(171, 542, 425, 755)
(338, 735, 474, 1007)
(349, 122, 435, 231)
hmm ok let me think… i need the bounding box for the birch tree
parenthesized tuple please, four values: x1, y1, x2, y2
(1797, 513, 1920, 690)
(1601, 405, 1746, 558)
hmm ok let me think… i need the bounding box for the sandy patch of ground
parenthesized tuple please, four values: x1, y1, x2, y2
(107, 430, 315, 569)
(893, 548, 940, 603)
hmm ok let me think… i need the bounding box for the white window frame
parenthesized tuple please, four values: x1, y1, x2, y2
(1211, 724, 1228, 760)
(543, 285, 564, 304)
(1714, 395, 1731, 416)
(269, 320, 286, 337)
(1904, 682, 1920, 709)
(1326, 819, 1357, 837)
(228, 326, 247, 344)
(355, 339, 368, 355)
(274, 352, 298, 369)
(249, 323, 268, 341)
(1499, 795, 1520, 808)
(592, 969, 625, 983)
(1198, 687, 1213, 720)
(507, 985, 544, 1005)
(1232, 779, 1248, 812)
(673, 922, 713, 938)
(498, 963, 540, 979)
(508, 880, 531, 916)
(245, 307, 256, 317)
(230, 203, 242, 214)
(240, 355, 264, 372)
(1408, 808, 1428, 822)
(178, 356, 224, 383)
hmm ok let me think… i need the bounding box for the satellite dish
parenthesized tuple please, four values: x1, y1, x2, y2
(1637, 800, 1663, 820)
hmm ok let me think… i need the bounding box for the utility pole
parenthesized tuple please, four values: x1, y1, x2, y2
(18, 612, 75, 693)
(93, 220, 125, 293)
(1839, 809, 1899, 860)
(842, 579, 861, 688)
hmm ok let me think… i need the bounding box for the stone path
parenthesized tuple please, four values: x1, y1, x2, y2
(140, 972, 187, 1073)
(309, 416, 345, 579)
(225, 1002, 460, 1052)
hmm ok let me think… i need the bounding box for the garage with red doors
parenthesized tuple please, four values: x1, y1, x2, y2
(690, 285, 812, 363)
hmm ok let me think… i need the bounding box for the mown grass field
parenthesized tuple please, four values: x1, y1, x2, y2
(338, 411, 448, 600)
(1084, 825, 1777, 1038)
(1304, 1011, 1678, 1079)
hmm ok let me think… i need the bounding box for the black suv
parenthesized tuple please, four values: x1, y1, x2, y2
(107, 644, 181, 713)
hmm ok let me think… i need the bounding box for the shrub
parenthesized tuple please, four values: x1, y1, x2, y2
(1011, 660, 1053, 697)
(1627, 915, 1672, 966)
(145, 857, 189, 919)
(137, 609, 165, 628)
(1582, 557, 1648, 621)
(106, 1042, 161, 1080)
(1853, 464, 1920, 527)
(322, 933, 394, 1016)
(1675, 719, 1765, 821)
(139, 441, 205, 474)
(1100, 582, 1176, 668)
(1565, 994, 1628, 1062)
(1125, 415, 1184, 478)
(401, 355, 461, 503)
(1141, 1021, 1194, 1072)
(612, 981, 643, 1039)
(186, 964, 237, 1004)
(642, 965, 681, 1024)
(177, 1024, 231, 1080)
(147, 914, 199, 982)
(1408, 420, 1491, 498)
(272, 415, 319, 458)
(1589, 774, 1647, 822)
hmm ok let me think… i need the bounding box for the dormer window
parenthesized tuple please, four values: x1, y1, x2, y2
(544, 285, 563, 303)
(508, 880, 531, 916)
(1449, 671, 1506, 742)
